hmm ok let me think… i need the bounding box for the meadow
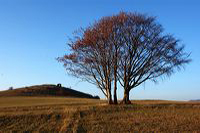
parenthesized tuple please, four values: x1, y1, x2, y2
(0, 97, 200, 132)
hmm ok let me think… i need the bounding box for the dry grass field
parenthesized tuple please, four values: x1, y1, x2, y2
(0, 97, 200, 132)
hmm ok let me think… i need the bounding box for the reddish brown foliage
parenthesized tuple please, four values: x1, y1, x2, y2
(58, 12, 190, 104)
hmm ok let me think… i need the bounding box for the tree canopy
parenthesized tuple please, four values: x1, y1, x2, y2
(58, 12, 191, 104)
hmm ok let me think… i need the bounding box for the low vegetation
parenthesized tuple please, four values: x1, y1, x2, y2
(0, 97, 200, 132)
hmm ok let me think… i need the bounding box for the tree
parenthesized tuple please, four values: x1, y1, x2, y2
(58, 12, 190, 104)
(115, 12, 191, 104)
(58, 16, 119, 104)
(8, 86, 13, 90)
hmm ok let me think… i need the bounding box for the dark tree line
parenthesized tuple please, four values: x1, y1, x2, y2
(58, 12, 191, 104)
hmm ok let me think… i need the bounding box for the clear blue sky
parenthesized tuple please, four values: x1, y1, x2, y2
(0, 0, 199, 100)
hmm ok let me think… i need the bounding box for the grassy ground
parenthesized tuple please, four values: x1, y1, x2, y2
(0, 97, 200, 132)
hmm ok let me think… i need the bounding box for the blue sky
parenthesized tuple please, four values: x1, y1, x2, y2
(0, 0, 199, 100)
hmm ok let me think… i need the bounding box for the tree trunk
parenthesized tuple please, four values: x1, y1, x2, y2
(106, 83, 113, 104)
(113, 65, 118, 104)
(107, 89, 113, 104)
(113, 85, 117, 104)
(113, 46, 118, 104)
(121, 90, 131, 104)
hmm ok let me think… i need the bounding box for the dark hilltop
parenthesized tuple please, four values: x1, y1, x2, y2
(0, 84, 100, 99)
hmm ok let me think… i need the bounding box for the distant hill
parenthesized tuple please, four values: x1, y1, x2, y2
(189, 99, 200, 102)
(0, 84, 100, 99)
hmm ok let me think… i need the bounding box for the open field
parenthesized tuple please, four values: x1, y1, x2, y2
(0, 97, 200, 132)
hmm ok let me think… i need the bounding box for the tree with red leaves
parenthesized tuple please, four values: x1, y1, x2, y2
(58, 12, 190, 104)
(58, 16, 119, 104)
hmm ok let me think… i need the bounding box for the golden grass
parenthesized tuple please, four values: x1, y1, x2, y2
(0, 97, 200, 132)
(0, 97, 102, 108)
